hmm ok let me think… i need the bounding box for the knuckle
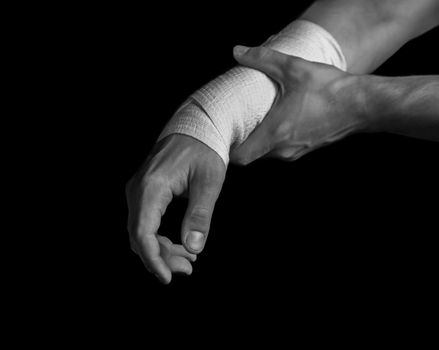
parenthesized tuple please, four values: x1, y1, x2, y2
(233, 155, 251, 166)
(273, 147, 296, 160)
(133, 225, 145, 241)
(189, 206, 211, 226)
(274, 122, 292, 142)
(191, 206, 210, 218)
(142, 173, 168, 190)
(253, 46, 269, 61)
(135, 224, 145, 238)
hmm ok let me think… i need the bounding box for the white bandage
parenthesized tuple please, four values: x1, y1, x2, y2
(157, 20, 347, 165)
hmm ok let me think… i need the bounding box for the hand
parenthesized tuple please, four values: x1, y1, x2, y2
(230, 45, 368, 165)
(126, 134, 226, 284)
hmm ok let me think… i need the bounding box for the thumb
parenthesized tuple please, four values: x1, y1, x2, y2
(230, 121, 273, 165)
(233, 45, 288, 83)
(181, 170, 223, 254)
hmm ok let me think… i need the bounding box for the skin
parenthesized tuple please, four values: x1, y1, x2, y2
(357, 75, 439, 142)
(126, 0, 439, 284)
(229, 46, 439, 165)
(229, 46, 367, 164)
(126, 135, 225, 283)
(302, 0, 439, 74)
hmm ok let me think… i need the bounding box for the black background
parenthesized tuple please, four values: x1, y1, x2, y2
(33, 1, 439, 333)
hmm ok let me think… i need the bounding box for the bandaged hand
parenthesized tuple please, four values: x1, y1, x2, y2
(230, 46, 368, 165)
(126, 134, 225, 284)
(128, 20, 347, 284)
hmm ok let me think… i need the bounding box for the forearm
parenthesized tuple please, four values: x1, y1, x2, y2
(359, 75, 439, 141)
(301, 0, 439, 73)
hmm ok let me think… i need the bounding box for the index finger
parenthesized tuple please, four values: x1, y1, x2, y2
(135, 178, 173, 283)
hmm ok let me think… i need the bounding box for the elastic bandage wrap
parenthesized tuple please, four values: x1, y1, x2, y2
(157, 20, 347, 165)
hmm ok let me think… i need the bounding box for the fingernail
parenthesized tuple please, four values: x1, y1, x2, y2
(234, 45, 250, 56)
(186, 231, 204, 251)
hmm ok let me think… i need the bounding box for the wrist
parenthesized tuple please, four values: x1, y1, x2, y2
(332, 74, 373, 133)
(356, 75, 407, 134)
(350, 74, 388, 133)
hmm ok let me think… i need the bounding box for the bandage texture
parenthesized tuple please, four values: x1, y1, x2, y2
(157, 20, 347, 165)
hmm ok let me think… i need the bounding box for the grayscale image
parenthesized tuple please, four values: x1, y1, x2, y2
(126, 0, 439, 285)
